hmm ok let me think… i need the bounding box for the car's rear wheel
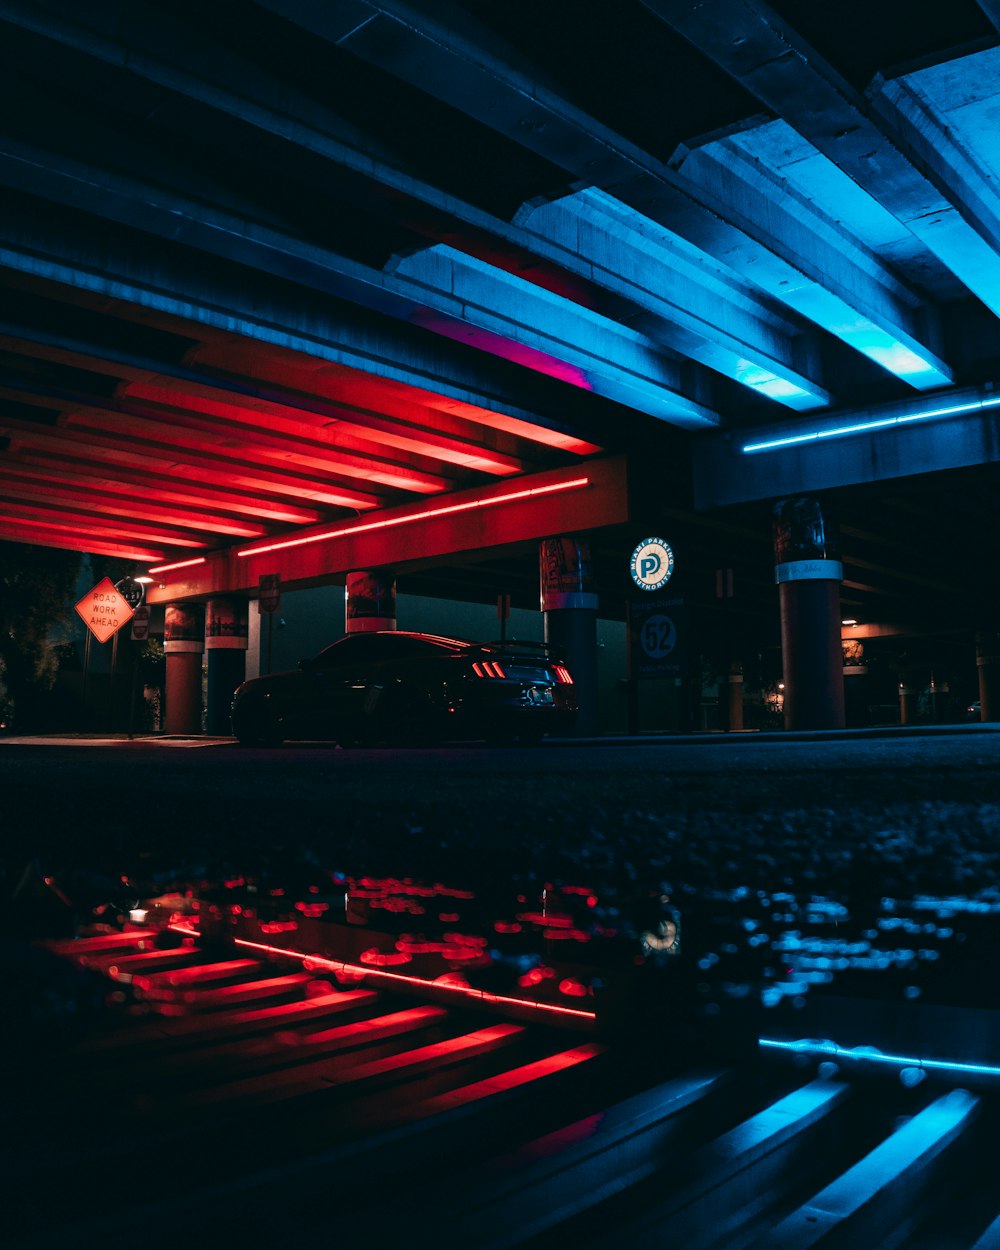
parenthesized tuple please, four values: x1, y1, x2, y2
(367, 684, 431, 746)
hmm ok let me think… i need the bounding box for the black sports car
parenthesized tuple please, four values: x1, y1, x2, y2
(231, 631, 577, 746)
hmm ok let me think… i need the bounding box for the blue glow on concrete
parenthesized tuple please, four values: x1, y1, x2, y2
(814, 312, 952, 389)
(734, 358, 818, 408)
(526, 189, 832, 411)
(760, 1037, 1000, 1078)
(743, 393, 1000, 453)
(862, 340, 945, 383)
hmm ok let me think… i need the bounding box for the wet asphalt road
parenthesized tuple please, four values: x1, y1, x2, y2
(4, 729, 1000, 909)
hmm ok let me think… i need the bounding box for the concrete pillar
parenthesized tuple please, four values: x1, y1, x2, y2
(345, 571, 397, 633)
(976, 631, 1000, 721)
(726, 663, 744, 732)
(540, 536, 599, 736)
(205, 597, 249, 735)
(773, 497, 845, 731)
(929, 673, 949, 723)
(163, 602, 205, 735)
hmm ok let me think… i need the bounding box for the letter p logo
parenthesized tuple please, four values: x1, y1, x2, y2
(630, 537, 675, 591)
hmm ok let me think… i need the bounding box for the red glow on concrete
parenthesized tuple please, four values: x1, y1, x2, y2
(337, 1022, 524, 1086)
(558, 978, 592, 998)
(233, 938, 598, 1023)
(360, 947, 413, 967)
(141, 958, 260, 987)
(228, 987, 376, 1028)
(148, 556, 207, 574)
(236, 477, 590, 557)
(303, 1005, 446, 1047)
(419, 1043, 605, 1112)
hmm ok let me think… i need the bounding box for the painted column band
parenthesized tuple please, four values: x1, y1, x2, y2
(346, 570, 397, 633)
(163, 602, 205, 653)
(205, 597, 249, 650)
(539, 536, 597, 613)
(774, 559, 843, 584)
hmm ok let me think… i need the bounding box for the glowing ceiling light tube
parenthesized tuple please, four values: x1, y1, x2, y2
(233, 937, 598, 1022)
(148, 556, 208, 574)
(743, 394, 1000, 455)
(237, 476, 591, 558)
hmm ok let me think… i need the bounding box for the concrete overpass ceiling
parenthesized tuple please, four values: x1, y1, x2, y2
(1, 0, 1000, 642)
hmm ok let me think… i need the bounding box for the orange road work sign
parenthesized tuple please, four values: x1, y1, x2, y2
(75, 576, 135, 644)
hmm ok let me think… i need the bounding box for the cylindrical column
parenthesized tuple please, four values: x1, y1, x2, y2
(345, 571, 397, 633)
(898, 677, 917, 726)
(205, 597, 249, 735)
(976, 631, 1000, 722)
(727, 663, 744, 732)
(540, 536, 599, 736)
(163, 602, 205, 735)
(773, 497, 845, 731)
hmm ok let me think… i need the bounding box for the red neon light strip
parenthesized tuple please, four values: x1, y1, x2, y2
(233, 937, 598, 1022)
(147, 556, 207, 574)
(236, 477, 590, 558)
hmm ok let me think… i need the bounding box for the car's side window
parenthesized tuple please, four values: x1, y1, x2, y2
(311, 634, 460, 667)
(313, 636, 379, 666)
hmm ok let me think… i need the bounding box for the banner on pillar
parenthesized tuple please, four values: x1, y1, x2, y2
(773, 497, 838, 564)
(205, 598, 249, 650)
(164, 603, 205, 654)
(629, 596, 686, 680)
(540, 536, 598, 611)
(346, 571, 397, 632)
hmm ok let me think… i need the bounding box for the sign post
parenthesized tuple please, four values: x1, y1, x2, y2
(74, 577, 136, 731)
(258, 574, 280, 675)
(497, 592, 511, 645)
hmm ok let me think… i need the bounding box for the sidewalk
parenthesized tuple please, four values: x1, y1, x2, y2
(2, 722, 998, 747)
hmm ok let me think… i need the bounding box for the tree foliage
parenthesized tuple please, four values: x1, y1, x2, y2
(0, 542, 82, 730)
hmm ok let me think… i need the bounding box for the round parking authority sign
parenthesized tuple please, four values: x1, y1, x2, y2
(629, 537, 675, 592)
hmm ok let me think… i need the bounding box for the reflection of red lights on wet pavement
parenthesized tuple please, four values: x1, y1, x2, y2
(360, 948, 413, 967)
(234, 939, 598, 1024)
(174, 866, 623, 1024)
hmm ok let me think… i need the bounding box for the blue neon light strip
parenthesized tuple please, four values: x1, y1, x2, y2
(742, 394, 1000, 454)
(759, 1037, 1000, 1078)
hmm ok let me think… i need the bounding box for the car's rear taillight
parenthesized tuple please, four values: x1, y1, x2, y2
(472, 660, 508, 679)
(553, 665, 573, 684)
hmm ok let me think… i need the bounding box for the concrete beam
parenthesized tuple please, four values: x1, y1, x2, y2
(0, 0, 830, 413)
(693, 386, 1000, 507)
(390, 245, 718, 427)
(0, 317, 536, 478)
(1, 453, 326, 527)
(516, 189, 830, 410)
(146, 456, 629, 602)
(669, 125, 952, 389)
(869, 49, 1000, 320)
(316, 0, 951, 391)
(642, 0, 998, 336)
(0, 199, 602, 453)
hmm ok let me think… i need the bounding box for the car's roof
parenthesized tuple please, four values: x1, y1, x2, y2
(359, 631, 473, 647)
